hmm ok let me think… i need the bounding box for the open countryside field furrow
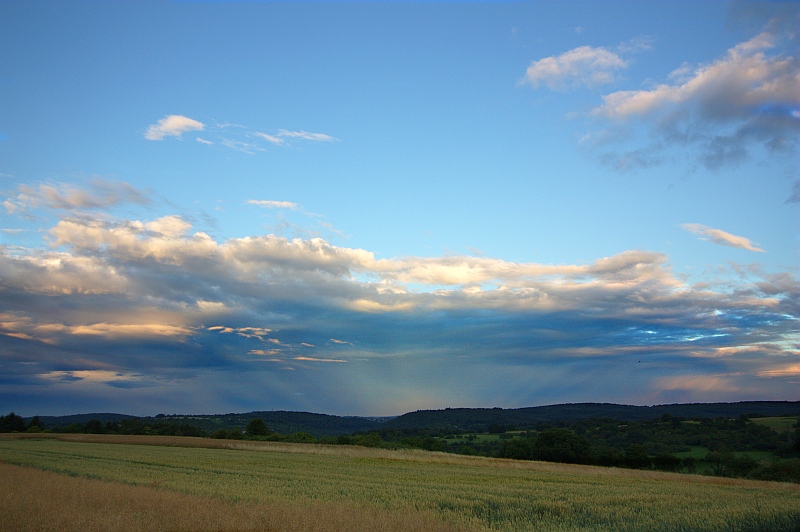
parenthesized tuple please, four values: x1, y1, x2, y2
(1, 436, 799, 531)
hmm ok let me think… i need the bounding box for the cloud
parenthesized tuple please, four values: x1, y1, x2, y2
(143, 117, 336, 152)
(39, 370, 145, 384)
(276, 130, 336, 142)
(209, 326, 273, 342)
(786, 180, 800, 203)
(2, 191, 798, 414)
(590, 28, 800, 169)
(3, 179, 150, 215)
(145, 115, 205, 140)
(523, 45, 628, 90)
(253, 132, 286, 145)
(0, 313, 192, 344)
(656, 374, 740, 393)
(293, 356, 346, 363)
(682, 223, 765, 252)
(253, 130, 336, 146)
(758, 364, 800, 377)
(247, 200, 300, 210)
(595, 33, 798, 122)
(65, 323, 191, 339)
(145, 215, 192, 238)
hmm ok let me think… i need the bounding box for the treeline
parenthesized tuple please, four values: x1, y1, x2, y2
(332, 415, 800, 483)
(0, 412, 204, 437)
(4, 411, 799, 483)
(384, 402, 800, 431)
(493, 419, 800, 483)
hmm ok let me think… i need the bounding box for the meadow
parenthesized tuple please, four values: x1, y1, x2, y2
(1, 434, 799, 531)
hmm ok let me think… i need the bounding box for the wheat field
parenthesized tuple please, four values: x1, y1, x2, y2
(1, 434, 799, 531)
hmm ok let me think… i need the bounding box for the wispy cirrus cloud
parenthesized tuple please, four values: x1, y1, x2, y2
(246, 200, 300, 210)
(682, 223, 765, 252)
(246, 199, 348, 241)
(276, 130, 335, 142)
(144, 115, 337, 153)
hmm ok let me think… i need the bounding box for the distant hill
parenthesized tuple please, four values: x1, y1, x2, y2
(159, 411, 388, 437)
(30, 411, 389, 437)
(34, 412, 137, 428)
(382, 401, 800, 432)
(25, 401, 800, 436)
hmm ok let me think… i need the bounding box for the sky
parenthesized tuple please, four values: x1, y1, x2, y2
(0, 0, 798, 417)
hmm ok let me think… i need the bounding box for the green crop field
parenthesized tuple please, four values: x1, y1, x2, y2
(1, 435, 799, 531)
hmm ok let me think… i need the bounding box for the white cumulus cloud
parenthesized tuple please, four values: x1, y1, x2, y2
(523, 45, 628, 90)
(595, 33, 798, 122)
(145, 115, 205, 140)
(589, 29, 800, 170)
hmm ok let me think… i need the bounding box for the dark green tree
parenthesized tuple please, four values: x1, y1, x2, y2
(500, 438, 534, 460)
(246, 418, 269, 437)
(1, 412, 26, 432)
(212, 429, 230, 439)
(624, 444, 651, 469)
(84, 419, 105, 434)
(532, 429, 593, 464)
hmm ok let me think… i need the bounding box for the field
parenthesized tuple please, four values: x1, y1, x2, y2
(1, 434, 799, 531)
(750, 417, 798, 434)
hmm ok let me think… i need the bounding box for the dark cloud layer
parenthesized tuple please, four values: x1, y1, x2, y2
(1, 203, 798, 416)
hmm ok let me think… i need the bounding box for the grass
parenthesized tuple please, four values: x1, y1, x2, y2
(750, 417, 798, 434)
(0, 462, 462, 532)
(1, 434, 799, 531)
(675, 446, 709, 460)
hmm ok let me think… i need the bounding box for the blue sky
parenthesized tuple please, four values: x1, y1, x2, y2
(1, 1, 798, 416)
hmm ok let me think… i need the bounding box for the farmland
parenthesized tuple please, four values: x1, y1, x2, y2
(1, 434, 799, 531)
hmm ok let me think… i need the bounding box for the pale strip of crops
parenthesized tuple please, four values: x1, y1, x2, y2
(0, 462, 464, 532)
(1, 435, 798, 531)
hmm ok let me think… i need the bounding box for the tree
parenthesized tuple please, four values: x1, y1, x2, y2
(84, 419, 105, 434)
(532, 429, 593, 464)
(212, 429, 230, 439)
(500, 438, 534, 460)
(624, 444, 651, 469)
(1, 412, 26, 433)
(792, 426, 800, 454)
(245, 418, 269, 437)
